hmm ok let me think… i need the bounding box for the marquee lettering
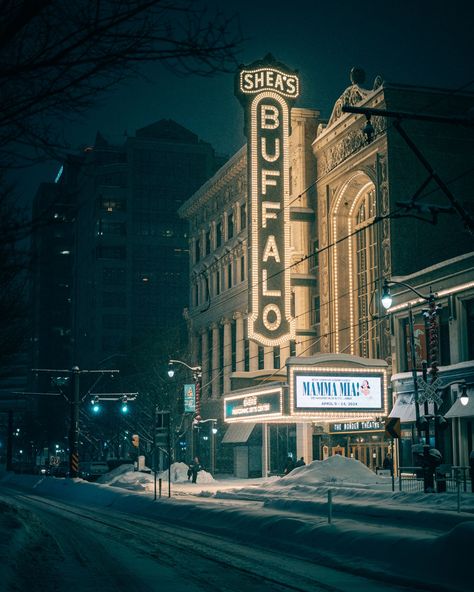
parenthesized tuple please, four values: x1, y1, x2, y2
(236, 58, 299, 346)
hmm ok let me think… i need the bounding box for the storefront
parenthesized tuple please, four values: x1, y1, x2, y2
(222, 353, 391, 477)
(325, 419, 389, 470)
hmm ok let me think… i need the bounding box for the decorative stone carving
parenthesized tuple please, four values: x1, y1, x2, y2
(318, 117, 386, 177)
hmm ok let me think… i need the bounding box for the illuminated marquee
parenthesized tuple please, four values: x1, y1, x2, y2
(289, 365, 389, 420)
(224, 387, 283, 422)
(236, 57, 299, 346)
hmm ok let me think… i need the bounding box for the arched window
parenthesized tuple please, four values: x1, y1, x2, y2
(354, 188, 378, 357)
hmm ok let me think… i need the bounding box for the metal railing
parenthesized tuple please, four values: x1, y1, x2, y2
(398, 465, 470, 493)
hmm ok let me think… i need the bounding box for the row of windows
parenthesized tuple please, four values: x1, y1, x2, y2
(202, 329, 297, 396)
(192, 256, 246, 307)
(194, 202, 246, 263)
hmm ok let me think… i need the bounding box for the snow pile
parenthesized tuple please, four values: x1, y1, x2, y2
(97, 462, 215, 492)
(97, 463, 133, 485)
(280, 455, 383, 487)
(157, 462, 215, 484)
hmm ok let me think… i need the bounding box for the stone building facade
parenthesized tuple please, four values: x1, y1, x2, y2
(179, 108, 320, 472)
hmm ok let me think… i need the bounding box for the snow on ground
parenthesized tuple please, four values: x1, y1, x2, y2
(1, 456, 473, 592)
(97, 461, 215, 490)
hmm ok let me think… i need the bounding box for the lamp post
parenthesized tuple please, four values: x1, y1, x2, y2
(197, 418, 217, 474)
(382, 279, 444, 493)
(383, 281, 434, 440)
(167, 359, 202, 457)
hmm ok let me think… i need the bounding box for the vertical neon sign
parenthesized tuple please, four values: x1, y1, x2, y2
(236, 57, 299, 346)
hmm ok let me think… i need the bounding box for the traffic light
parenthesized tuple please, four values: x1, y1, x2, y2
(132, 434, 139, 447)
(91, 396, 100, 413)
(121, 396, 129, 414)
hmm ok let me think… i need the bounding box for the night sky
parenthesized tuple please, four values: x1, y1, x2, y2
(19, 0, 474, 197)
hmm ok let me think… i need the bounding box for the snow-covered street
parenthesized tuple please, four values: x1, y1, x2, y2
(1, 456, 472, 592)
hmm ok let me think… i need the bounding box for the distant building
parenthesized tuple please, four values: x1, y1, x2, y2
(30, 120, 220, 448)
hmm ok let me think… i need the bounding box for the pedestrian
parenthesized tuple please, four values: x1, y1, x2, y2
(294, 457, 306, 468)
(283, 456, 295, 475)
(383, 453, 393, 473)
(188, 456, 202, 484)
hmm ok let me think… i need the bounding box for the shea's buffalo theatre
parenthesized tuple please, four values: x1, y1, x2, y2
(179, 55, 474, 477)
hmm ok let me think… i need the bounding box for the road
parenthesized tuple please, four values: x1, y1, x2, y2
(0, 488, 424, 592)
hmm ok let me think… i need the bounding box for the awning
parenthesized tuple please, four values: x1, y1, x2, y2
(445, 389, 474, 418)
(389, 394, 434, 423)
(221, 422, 256, 444)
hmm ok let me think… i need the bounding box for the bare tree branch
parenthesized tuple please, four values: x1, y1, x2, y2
(0, 0, 243, 168)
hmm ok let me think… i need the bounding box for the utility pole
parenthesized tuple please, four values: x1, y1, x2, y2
(69, 366, 80, 477)
(30, 366, 120, 477)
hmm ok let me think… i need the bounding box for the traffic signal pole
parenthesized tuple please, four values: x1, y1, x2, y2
(69, 366, 80, 477)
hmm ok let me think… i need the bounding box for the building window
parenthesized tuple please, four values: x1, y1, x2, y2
(99, 220, 126, 235)
(216, 221, 222, 248)
(354, 188, 378, 358)
(216, 270, 221, 295)
(96, 246, 126, 259)
(290, 340, 296, 357)
(193, 283, 199, 307)
(219, 324, 224, 394)
(205, 230, 211, 256)
(195, 238, 201, 263)
(240, 255, 245, 282)
(312, 296, 320, 326)
(103, 267, 126, 285)
(311, 239, 319, 271)
(400, 307, 450, 371)
(258, 346, 264, 370)
(227, 211, 234, 240)
(244, 339, 249, 371)
(227, 263, 232, 289)
(240, 202, 247, 230)
(102, 292, 126, 307)
(102, 314, 127, 330)
(97, 197, 126, 212)
(273, 346, 280, 369)
(466, 299, 474, 360)
(231, 320, 236, 372)
(207, 328, 213, 396)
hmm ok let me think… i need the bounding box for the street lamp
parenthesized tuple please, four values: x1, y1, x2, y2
(168, 359, 202, 457)
(382, 279, 440, 492)
(167, 359, 202, 421)
(382, 280, 434, 439)
(197, 418, 217, 474)
(460, 385, 469, 406)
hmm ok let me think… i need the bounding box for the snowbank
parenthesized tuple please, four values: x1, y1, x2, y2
(97, 462, 215, 491)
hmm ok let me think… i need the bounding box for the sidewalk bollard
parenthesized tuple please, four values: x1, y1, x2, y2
(457, 478, 461, 513)
(328, 490, 333, 524)
(159, 478, 162, 499)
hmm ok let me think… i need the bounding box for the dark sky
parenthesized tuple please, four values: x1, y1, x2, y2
(24, 0, 474, 193)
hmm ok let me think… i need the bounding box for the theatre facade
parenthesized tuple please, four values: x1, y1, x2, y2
(179, 56, 474, 477)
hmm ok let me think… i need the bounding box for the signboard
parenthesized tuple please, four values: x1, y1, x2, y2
(295, 374, 383, 410)
(235, 57, 299, 346)
(329, 420, 384, 434)
(224, 388, 283, 422)
(184, 384, 196, 413)
(385, 417, 401, 439)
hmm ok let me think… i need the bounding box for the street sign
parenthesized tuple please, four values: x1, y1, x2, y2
(184, 384, 196, 413)
(417, 377, 443, 405)
(385, 417, 401, 439)
(50, 456, 60, 466)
